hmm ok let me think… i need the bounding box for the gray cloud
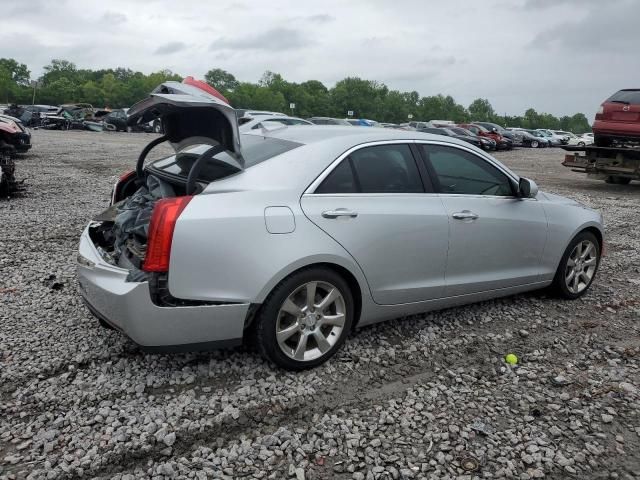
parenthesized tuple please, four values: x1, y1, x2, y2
(2, 0, 637, 120)
(531, 0, 640, 52)
(102, 11, 127, 24)
(154, 41, 188, 55)
(211, 27, 312, 51)
(522, 0, 608, 9)
(306, 14, 334, 24)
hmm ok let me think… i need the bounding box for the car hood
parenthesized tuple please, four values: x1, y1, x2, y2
(127, 80, 242, 164)
(0, 115, 22, 133)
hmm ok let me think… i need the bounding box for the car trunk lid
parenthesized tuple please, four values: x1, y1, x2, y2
(127, 80, 243, 161)
(600, 89, 640, 123)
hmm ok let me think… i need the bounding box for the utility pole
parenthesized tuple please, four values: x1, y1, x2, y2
(31, 80, 38, 105)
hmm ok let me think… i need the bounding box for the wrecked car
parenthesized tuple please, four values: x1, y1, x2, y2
(0, 114, 32, 153)
(78, 79, 604, 370)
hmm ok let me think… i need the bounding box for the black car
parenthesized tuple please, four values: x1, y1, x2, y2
(445, 126, 496, 151)
(103, 110, 128, 132)
(511, 129, 549, 148)
(418, 127, 484, 148)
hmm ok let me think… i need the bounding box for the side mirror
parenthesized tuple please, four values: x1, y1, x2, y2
(518, 177, 539, 198)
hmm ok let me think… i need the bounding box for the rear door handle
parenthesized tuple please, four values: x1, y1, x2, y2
(452, 210, 479, 220)
(322, 209, 358, 219)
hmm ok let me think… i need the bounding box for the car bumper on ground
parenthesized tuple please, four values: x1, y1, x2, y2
(77, 227, 249, 351)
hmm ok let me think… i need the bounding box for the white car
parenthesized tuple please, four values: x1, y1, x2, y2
(568, 133, 594, 147)
(239, 115, 313, 132)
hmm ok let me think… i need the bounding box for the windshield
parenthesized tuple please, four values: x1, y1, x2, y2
(450, 127, 472, 136)
(151, 134, 302, 182)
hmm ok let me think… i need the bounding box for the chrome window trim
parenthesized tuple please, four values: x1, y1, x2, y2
(304, 139, 519, 195)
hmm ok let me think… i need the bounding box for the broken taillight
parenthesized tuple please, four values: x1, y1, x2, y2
(111, 170, 136, 205)
(142, 196, 193, 272)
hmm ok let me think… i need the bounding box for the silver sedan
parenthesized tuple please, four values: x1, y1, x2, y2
(78, 82, 604, 370)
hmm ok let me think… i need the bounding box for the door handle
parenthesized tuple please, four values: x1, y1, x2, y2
(452, 210, 479, 220)
(322, 209, 358, 219)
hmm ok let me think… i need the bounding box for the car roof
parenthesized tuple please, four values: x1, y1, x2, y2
(243, 124, 476, 149)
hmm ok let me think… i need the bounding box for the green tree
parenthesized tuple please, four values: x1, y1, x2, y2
(468, 98, 495, 122)
(0, 58, 30, 85)
(204, 68, 239, 94)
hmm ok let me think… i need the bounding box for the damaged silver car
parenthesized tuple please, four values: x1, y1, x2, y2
(78, 80, 604, 370)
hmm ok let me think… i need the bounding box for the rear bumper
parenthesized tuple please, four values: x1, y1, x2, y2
(593, 120, 640, 138)
(77, 226, 248, 350)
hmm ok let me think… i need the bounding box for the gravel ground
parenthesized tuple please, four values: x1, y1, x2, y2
(1, 130, 639, 480)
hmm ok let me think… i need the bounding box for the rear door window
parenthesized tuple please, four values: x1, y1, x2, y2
(607, 90, 640, 104)
(316, 144, 424, 194)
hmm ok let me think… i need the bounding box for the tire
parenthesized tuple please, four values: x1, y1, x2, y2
(605, 176, 631, 185)
(594, 135, 612, 147)
(551, 231, 600, 299)
(255, 267, 354, 370)
(577, 141, 585, 147)
(153, 119, 163, 134)
(531, 140, 539, 148)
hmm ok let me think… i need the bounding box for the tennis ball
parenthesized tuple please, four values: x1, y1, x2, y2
(505, 353, 518, 365)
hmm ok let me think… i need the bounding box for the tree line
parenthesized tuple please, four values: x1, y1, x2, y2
(0, 58, 592, 133)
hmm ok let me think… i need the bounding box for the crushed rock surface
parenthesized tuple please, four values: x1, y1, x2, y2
(1, 130, 639, 480)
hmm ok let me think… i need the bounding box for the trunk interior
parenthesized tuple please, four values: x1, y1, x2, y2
(89, 174, 186, 282)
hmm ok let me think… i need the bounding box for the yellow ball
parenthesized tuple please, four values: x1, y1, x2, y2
(505, 353, 518, 365)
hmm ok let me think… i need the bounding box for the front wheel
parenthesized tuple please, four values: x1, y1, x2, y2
(531, 140, 539, 148)
(255, 268, 354, 370)
(551, 231, 600, 299)
(605, 176, 631, 185)
(577, 141, 585, 147)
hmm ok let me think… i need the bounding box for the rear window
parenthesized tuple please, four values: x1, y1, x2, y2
(151, 134, 302, 182)
(607, 90, 640, 104)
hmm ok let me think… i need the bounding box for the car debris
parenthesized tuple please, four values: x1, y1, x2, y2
(0, 147, 22, 197)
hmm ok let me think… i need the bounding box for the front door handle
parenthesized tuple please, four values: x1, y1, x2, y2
(452, 210, 479, 220)
(322, 209, 358, 219)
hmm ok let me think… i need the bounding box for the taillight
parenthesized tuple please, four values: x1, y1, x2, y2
(595, 104, 604, 120)
(143, 196, 193, 272)
(119, 170, 135, 181)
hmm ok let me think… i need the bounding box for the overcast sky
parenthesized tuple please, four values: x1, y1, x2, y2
(2, 0, 638, 119)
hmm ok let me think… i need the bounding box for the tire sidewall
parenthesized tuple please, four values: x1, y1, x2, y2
(256, 268, 355, 370)
(532, 140, 538, 148)
(553, 231, 600, 299)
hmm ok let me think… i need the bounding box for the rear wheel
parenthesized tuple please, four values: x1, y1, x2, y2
(255, 268, 354, 370)
(605, 176, 631, 185)
(577, 141, 585, 147)
(551, 231, 600, 299)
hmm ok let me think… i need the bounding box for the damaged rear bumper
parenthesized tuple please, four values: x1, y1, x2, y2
(77, 226, 248, 351)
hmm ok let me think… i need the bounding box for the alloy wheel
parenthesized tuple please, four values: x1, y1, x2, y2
(565, 240, 598, 294)
(275, 281, 346, 362)
(532, 140, 539, 148)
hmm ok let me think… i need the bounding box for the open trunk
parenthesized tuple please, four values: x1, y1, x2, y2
(86, 80, 242, 303)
